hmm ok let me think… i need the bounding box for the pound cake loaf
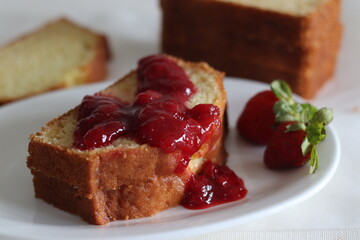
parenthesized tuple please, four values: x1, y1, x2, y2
(27, 55, 227, 225)
(161, 0, 342, 98)
(0, 18, 110, 105)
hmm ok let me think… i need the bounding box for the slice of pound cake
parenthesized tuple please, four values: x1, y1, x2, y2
(27, 55, 248, 225)
(0, 18, 110, 105)
(161, 0, 342, 99)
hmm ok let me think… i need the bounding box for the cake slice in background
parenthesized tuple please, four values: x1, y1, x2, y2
(0, 18, 110, 105)
(161, 0, 342, 99)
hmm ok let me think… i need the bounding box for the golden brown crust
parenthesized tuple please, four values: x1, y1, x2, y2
(161, 0, 340, 47)
(28, 134, 225, 196)
(31, 129, 227, 225)
(27, 55, 227, 224)
(0, 18, 110, 105)
(161, 0, 342, 99)
(33, 171, 188, 225)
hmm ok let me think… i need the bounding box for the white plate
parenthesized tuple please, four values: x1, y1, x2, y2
(0, 78, 340, 240)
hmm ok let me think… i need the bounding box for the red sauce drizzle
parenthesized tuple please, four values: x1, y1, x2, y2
(181, 161, 247, 209)
(73, 55, 221, 173)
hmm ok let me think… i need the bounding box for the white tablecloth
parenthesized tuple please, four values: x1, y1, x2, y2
(0, 0, 359, 239)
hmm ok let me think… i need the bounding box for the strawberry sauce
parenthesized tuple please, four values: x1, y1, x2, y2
(73, 55, 221, 173)
(181, 161, 247, 209)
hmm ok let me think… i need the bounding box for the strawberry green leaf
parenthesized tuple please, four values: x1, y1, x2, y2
(294, 103, 305, 115)
(301, 137, 312, 156)
(311, 108, 333, 125)
(299, 104, 318, 122)
(287, 122, 306, 132)
(306, 122, 326, 145)
(273, 100, 297, 122)
(271, 81, 319, 124)
(309, 146, 319, 174)
(271, 80, 293, 103)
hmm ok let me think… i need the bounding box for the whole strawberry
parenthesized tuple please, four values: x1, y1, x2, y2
(264, 122, 311, 169)
(237, 90, 278, 145)
(237, 80, 309, 145)
(264, 108, 333, 173)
